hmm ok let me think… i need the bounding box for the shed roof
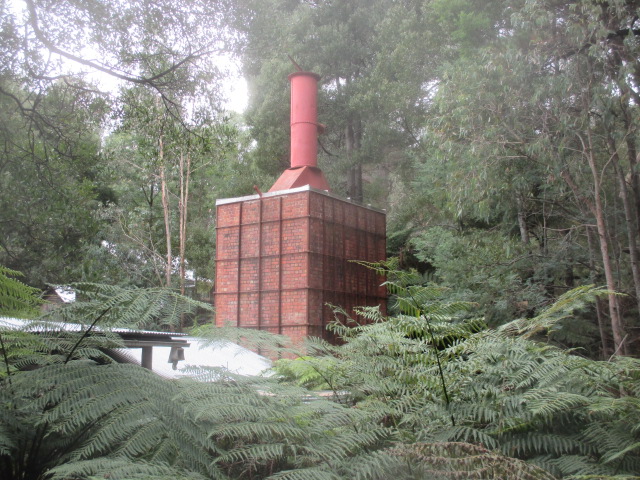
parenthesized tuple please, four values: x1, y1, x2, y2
(0, 317, 271, 378)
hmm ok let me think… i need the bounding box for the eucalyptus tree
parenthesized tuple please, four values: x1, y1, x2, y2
(416, 0, 640, 356)
(100, 86, 251, 295)
(3, 0, 230, 102)
(0, 77, 110, 287)
(0, 0, 239, 288)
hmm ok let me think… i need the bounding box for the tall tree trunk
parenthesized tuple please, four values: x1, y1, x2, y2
(623, 118, 640, 233)
(586, 225, 612, 358)
(345, 117, 363, 203)
(159, 136, 172, 290)
(141, 183, 155, 233)
(178, 150, 191, 331)
(346, 121, 356, 200)
(609, 135, 640, 316)
(583, 128, 627, 355)
(561, 164, 625, 355)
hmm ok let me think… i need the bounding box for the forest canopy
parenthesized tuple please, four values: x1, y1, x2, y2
(2, 0, 639, 358)
(2, 0, 640, 478)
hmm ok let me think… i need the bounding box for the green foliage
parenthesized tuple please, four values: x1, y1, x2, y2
(3, 362, 221, 480)
(4, 0, 640, 474)
(408, 0, 640, 354)
(0, 270, 213, 479)
(2, 264, 640, 479)
(44, 282, 212, 332)
(411, 227, 553, 323)
(0, 0, 248, 290)
(273, 355, 339, 390)
(0, 266, 42, 318)
(232, 0, 433, 201)
(0, 78, 109, 287)
(279, 268, 640, 478)
(96, 88, 260, 289)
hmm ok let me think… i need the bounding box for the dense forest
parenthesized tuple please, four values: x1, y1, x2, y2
(2, 0, 640, 478)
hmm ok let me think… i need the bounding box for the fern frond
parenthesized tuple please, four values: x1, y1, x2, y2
(44, 283, 212, 330)
(498, 285, 610, 339)
(343, 442, 557, 480)
(192, 323, 294, 358)
(0, 266, 42, 317)
(266, 467, 341, 480)
(48, 456, 214, 480)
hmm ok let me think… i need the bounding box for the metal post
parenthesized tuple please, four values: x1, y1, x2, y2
(141, 347, 153, 370)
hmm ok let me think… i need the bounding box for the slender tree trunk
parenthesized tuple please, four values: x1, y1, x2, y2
(342, 74, 363, 203)
(345, 117, 363, 203)
(159, 136, 172, 290)
(586, 226, 611, 358)
(584, 128, 627, 355)
(354, 163, 362, 202)
(354, 119, 362, 202)
(179, 151, 190, 296)
(623, 118, 640, 233)
(516, 194, 530, 245)
(178, 151, 191, 331)
(346, 121, 356, 199)
(561, 164, 625, 355)
(609, 135, 640, 316)
(141, 183, 155, 233)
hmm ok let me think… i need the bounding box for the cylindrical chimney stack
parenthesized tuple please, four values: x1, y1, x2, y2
(289, 71, 321, 168)
(268, 70, 329, 192)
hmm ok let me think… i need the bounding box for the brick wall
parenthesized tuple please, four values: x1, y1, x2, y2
(215, 187, 386, 343)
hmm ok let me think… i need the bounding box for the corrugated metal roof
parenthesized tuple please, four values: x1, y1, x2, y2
(113, 337, 272, 379)
(1, 317, 272, 379)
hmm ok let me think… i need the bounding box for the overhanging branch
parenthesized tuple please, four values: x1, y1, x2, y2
(24, 0, 204, 90)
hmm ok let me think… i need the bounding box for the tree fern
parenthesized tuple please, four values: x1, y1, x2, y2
(1, 359, 225, 480)
(277, 267, 640, 478)
(0, 276, 222, 480)
(0, 266, 42, 318)
(42, 282, 212, 331)
(2, 264, 640, 479)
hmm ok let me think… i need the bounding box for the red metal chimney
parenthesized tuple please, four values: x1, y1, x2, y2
(269, 71, 330, 192)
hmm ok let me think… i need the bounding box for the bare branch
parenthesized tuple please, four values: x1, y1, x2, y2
(24, 0, 205, 91)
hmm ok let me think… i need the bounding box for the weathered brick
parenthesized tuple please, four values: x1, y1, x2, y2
(214, 189, 387, 344)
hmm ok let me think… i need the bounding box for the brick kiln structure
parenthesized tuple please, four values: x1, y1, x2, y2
(214, 70, 386, 343)
(215, 187, 386, 342)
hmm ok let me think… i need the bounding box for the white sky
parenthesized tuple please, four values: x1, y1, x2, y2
(86, 58, 248, 113)
(7, 0, 248, 113)
(220, 60, 249, 113)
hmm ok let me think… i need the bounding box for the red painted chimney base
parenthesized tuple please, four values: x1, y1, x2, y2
(268, 166, 330, 192)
